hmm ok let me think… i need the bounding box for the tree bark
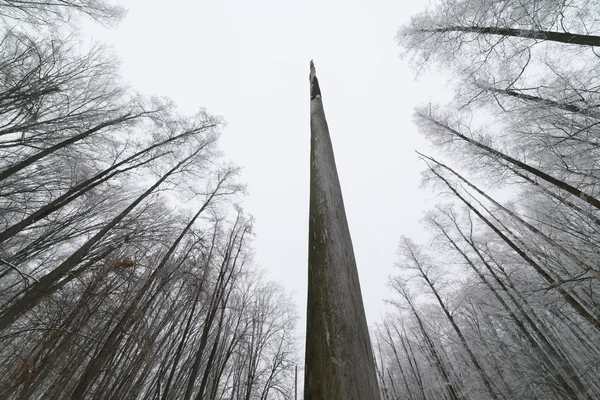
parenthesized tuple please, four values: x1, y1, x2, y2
(304, 60, 380, 400)
(391, 284, 462, 400)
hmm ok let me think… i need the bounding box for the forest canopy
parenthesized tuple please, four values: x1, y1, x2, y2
(375, 1, 600, 399)
(0, 2, 298, 399)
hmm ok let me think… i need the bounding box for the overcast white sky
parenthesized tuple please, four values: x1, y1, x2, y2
(88, 0, 450, 334)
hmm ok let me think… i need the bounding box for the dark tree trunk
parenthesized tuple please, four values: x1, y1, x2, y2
(420, 153, 600, 281)
(304, 60, 381, 400)
(0, 113, 137, 182)
(0, 148, 202, 331)
(405, 243, 500, 400)
(420, 114, 600, 210)
(481, 86, 600, 118)
(433, 216, 590, 399)
(429, 166, 600, 332)
(425, 26, 600, 47)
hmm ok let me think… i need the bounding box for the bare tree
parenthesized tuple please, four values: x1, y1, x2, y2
(0, 2, 300, 399)
(379, 2, 600, 398)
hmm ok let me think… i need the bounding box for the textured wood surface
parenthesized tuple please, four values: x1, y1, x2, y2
(304, 61, 381, 400)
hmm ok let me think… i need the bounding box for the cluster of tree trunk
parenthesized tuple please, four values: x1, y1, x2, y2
(0, 2, 298, 399)
(376, 1, 600, 399)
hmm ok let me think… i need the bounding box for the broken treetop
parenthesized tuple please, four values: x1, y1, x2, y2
(310, 60, 321, 100)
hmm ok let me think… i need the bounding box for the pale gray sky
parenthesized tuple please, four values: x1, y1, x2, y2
(87, 0, 449, 333)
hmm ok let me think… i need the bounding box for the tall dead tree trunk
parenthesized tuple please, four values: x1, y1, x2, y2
(304, 61, 380, 400)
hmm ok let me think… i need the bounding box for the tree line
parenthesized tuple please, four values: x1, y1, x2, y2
(0, 1, 298, 399)
(375, 1, 600, 399)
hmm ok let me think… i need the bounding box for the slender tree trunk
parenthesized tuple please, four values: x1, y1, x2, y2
(373, 340, 393, 400)
(0, 148, 202, 331)
(433, 217, 590, 399)
(387, 369, 401, 400)
(183, 222, 247, 400)
(382, 323, 417, 400)
(398, 328, 429, 400)
(405, 243, 500, 400)
(393, 286, 462, 400)
(194, 296, 228, 400)
(71, 190, 220, 398)
(506, 165, 600, 226)
(162, 227, 218, 400)
(420, 153, 600, 280)
(423, 26, 600, 47)
(161, 287, 203, 400)
(479, 86, 600, 119)
(0, 113, 137, 182)
(428, 166, 600, 332)
(0, 125, 216, 243)
(420, 114, 600, 210)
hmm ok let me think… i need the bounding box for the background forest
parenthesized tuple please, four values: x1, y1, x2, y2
(0, 0, 599, 399)
(0, 2, 298, 399)
(375, 1, 600, 399)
